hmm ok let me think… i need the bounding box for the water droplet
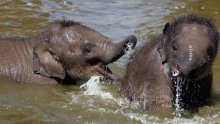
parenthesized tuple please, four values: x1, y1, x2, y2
(27, 2, 33, 6)
(201, 6, 205, 10)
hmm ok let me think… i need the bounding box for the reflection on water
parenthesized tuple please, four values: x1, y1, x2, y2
(0, 0, 220, 123)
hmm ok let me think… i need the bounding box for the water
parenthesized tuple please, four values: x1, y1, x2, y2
(0, 0, 220, 123)
(80, 76, 114, 99)
(172, 77, 186, 118)
(174, 77, 184, 111)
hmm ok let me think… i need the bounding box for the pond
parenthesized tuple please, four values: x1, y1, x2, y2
(0, 0, 220, 123)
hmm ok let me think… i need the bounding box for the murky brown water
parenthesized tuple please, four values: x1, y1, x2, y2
(0, 0, 220, 123)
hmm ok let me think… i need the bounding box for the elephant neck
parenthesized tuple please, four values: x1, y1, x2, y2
(0, 38, 36, 83)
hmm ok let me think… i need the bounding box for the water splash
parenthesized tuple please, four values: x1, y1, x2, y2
(172, 77, 185, 118)
(173, 77, 187, 116)
(174, 77, 182, 110)
(80, 76, 114, 100)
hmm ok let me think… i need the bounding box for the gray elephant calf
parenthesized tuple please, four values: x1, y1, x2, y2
(0, 21, 137, 84)
(121, 15, 219, 111)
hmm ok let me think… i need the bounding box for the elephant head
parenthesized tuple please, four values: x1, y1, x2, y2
(33, 21, 137, 83)
(162, 15, 219, 81)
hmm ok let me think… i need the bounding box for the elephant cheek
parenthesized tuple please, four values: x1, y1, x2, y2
(83, 68, 100, 80)
(67, 66, 100, 80)
(66, 68, 85, 80)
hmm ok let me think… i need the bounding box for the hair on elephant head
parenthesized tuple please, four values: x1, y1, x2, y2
(33, 21, 137, 84)
(162, 15, 219, 81)
(161, 14, 219, 108)
(120, 14, 219, 111)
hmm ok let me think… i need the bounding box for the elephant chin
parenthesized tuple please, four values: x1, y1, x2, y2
(97, 64, 116, 81)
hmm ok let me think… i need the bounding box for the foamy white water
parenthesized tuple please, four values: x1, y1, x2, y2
(80, 76, 114, 100)
(175, 77, 183, 110)
(68, 75, 220, 124)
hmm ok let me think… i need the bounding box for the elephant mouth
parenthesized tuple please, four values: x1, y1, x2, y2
(97, 64, 116, 81)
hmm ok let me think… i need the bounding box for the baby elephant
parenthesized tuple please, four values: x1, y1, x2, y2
(121, 35, 172, 111)
(163, 15, 219, 109)
(0, 21, 137, 84)
(121, 14, 219, 111)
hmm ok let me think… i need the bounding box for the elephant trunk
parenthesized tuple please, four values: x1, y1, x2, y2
(103, 35, 137, 64)
(171, 56, 196, 78)
(171, 50, 207, 80)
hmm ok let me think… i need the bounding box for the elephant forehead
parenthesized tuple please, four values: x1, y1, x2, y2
(178, 24, 209, 43)
(63, 30, 80, 43)
(181, 24, 208, 35)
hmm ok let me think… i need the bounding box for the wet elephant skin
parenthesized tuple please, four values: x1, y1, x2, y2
(121, 15, 219, 111)
(164, 15, 219, 109)
(120, 36, 172, 111)
(0, 21, 137, 84)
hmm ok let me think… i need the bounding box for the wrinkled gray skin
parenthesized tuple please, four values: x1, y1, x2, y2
(121, 15, 219, 111)
(163, 24, 218, 80)
(0, 21, 137, 84)
(161, 15, 219, 109)
(120, 36, 172, 111)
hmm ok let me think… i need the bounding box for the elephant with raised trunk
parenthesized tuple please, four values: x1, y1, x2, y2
(0, 21, 137, 84)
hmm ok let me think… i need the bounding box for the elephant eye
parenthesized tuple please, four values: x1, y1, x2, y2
(172, 41, 178, 52)
(82, 45, 94, 57)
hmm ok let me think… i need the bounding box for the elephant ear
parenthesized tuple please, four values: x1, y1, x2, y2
(157, 39, 167, 64)
(33, 41, 65, 79)
(157, 22, 170, 64)
(163, 23, 170, 35)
